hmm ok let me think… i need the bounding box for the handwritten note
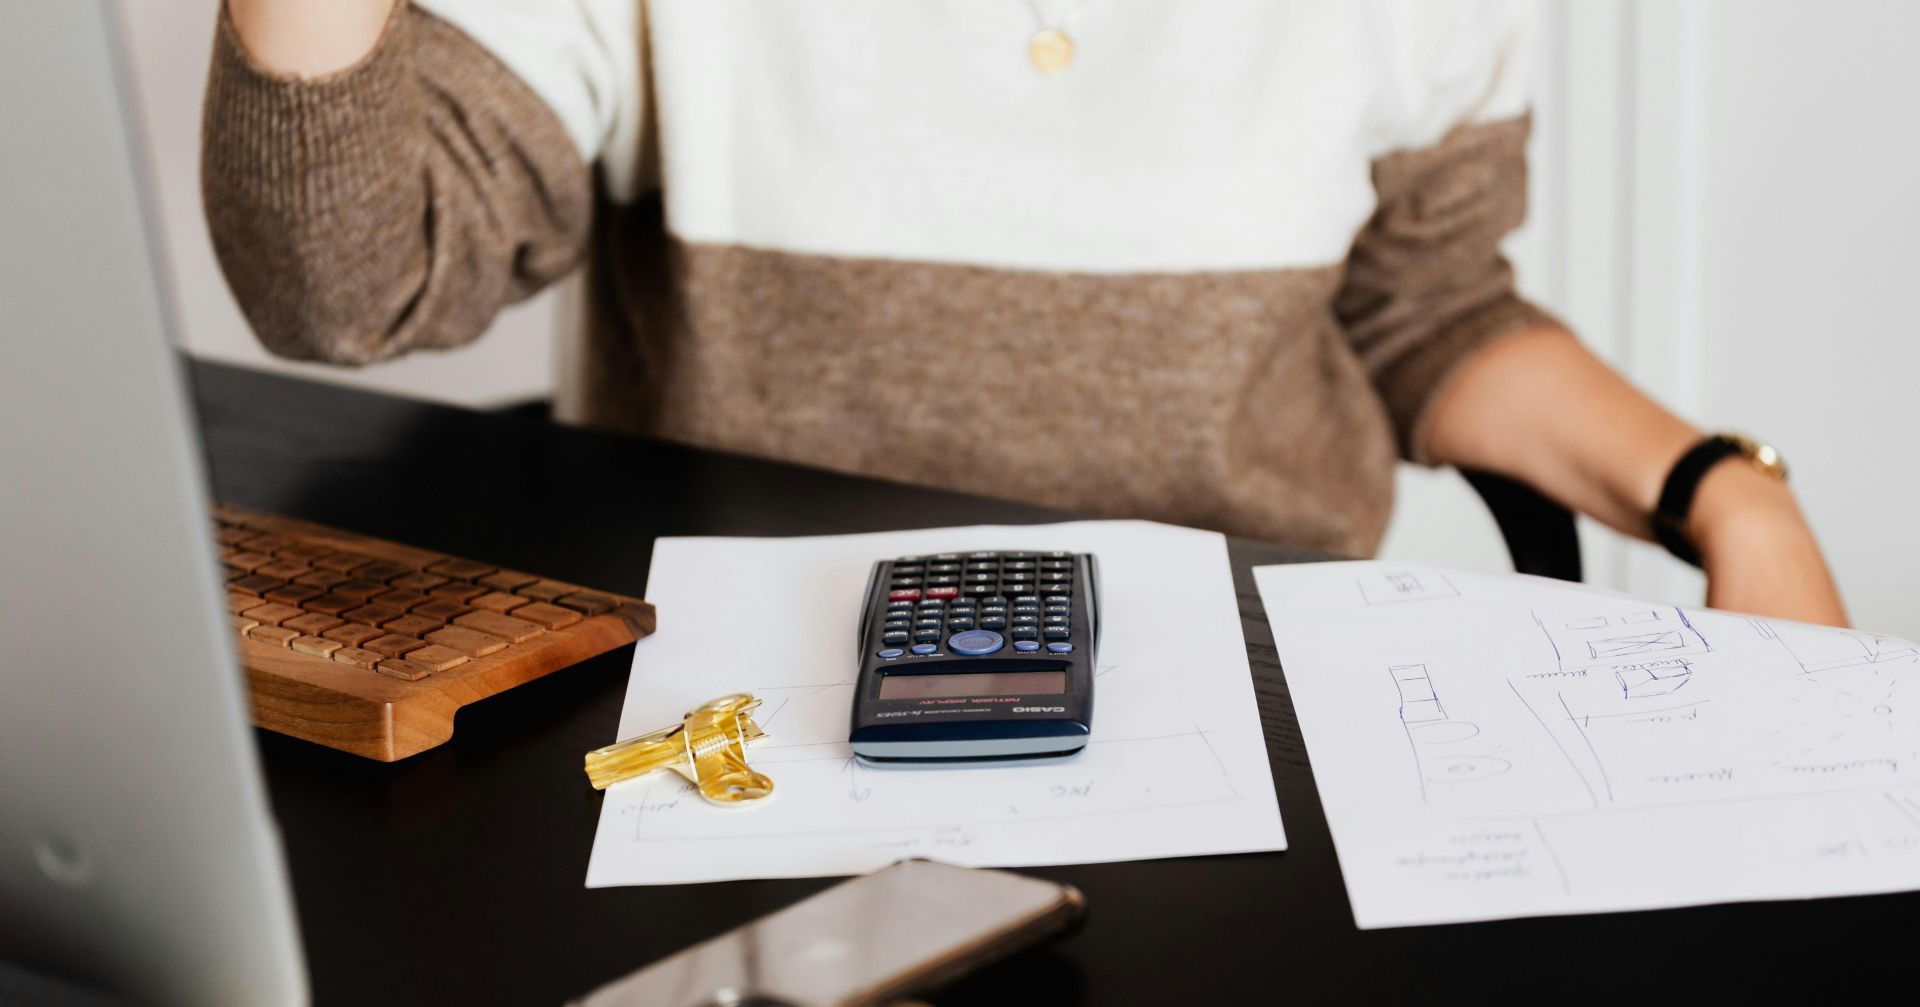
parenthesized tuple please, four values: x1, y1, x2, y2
(1255, 561, 1920, 928)
(585, 521, 1284, 886)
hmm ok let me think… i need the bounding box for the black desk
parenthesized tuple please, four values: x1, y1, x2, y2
(191, 361, 1901, 1004)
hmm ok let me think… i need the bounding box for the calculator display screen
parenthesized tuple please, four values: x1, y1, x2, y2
(878, 671, 1067, 700)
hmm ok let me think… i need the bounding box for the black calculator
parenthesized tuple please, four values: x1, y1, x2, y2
(849, 551, 1098, 765)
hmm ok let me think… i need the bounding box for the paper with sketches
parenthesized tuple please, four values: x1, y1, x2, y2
(1255, 560, 1920, 928)
(586, 521, 1283, 886)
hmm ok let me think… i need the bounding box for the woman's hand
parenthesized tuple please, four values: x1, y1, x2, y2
(1692, 460, 1849, 626)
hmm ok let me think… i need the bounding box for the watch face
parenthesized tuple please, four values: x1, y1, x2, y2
(1725, 434, 1789, 481)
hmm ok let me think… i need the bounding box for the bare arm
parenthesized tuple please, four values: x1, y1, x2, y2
(226, 0, 394, 78)
(1424, 327, 1848, 626)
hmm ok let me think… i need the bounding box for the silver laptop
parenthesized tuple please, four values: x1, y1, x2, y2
(0, 1, 307, 1003)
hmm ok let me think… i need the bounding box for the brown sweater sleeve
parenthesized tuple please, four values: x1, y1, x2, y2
(1335, 114, 1566, 464)
(201, 3, 591, 364)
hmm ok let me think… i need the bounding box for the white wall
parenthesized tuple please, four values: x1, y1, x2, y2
(128, 1, 1915, 635)
(122, 0, 558, 407)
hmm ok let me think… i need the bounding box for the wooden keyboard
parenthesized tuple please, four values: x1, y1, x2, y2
(214, 504, 655, 761)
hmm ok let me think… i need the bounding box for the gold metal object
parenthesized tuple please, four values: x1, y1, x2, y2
(584, 693, 773, 805)
(1722, 432, 1789, 481)
(1029, 27, 1074, 75)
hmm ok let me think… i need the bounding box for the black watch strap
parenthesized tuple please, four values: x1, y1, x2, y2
(1652, 435, 1746, 567)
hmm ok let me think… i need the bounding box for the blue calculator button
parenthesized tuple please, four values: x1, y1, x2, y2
(947, 629, 1004, 655)
(1013, 640, 1041, 653)
(911, 643, 939, 655)
(1046, 642, 1075, 654)
(877, 648, 904, 659)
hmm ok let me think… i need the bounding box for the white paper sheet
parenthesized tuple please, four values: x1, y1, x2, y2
(585, 520, 1284, 886)
(1254, 560, 1920, 928)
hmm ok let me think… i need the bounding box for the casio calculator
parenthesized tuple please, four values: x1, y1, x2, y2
(850, 551, 1098, 764)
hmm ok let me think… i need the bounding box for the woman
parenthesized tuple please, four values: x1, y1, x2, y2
(203, 0, 1847, 624)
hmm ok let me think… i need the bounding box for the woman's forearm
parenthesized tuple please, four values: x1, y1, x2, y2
(227, 0, 395, 77)
(1423, 326, 1847, 625)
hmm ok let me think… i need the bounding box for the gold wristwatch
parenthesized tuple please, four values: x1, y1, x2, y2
(1651, 433, 1788, 566)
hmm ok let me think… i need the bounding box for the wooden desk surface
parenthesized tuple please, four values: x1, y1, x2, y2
(190, 359, 1903, 1004)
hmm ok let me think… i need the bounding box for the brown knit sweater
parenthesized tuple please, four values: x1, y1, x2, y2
(201, 2, 1559, 556)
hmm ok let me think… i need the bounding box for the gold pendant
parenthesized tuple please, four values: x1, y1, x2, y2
(1029, 27, 1074, 75)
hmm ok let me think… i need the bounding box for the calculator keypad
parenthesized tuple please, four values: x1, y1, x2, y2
(876, 551, 1078, 660)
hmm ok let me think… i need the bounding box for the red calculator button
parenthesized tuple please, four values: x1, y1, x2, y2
(889, 588, 922, 601)
(925, 586, 959, 599)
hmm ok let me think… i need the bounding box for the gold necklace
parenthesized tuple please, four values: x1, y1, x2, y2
(1023, 0, 1086, 76)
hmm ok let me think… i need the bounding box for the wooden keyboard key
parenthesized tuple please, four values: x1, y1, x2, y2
(344, 603, 404, 626)
(411, 599, 470, 622)
(516, 581, 572, 603)
(239, 533, 292, 552)
(374, 658, 432, 682)
(226, 551, 273, 572)
(333, 579, 390, 601)
(274, 543, 333, 563)
(382, 614, 443, 638)
(427, 558, 495, 580)
(227, 573, 285, 596)
(241, 602, 304, 626)
(216, 525, 253, 545)
(389, 571, 449, 592)
(364, 634, 426, 659)
(424, 626, 509, 658)
(263, 583, 325, 607)
(313, 551, 372, 573)
(226, 591, 260, 614)
(305, 593, 359, 616)
(232, 614, 260, 635)
(557, 592, 615, 615)
(254, 560, 311, 581)
(352, 561, 414, 582)
(283, 612, 344, 636)
(453, 610, 543, 644)
(376, 590, 430, 611)
(478, 570, 537, 592)
(401, 645, 469, 673)
(470, 591, 528, 614)
(291, 635, 343, 658)
(332, 646, 381, 671)
(294, 569, 350, 589)
(511, 602, 582, 630)
(322, 623, 381, 646)
(248, 624, 300, 647)
(430, 583, 489, 604)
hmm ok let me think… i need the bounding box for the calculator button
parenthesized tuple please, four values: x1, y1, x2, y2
(1044, 615, 1069, 625)
(1014, 595, 1040, 603)
(1045, 595, 1071, 605)
(877, 648, 905, 659)
(948, 629, 1004, 655)
(892, 564, 923, 574)
(925, 586, 959, 599)
(1046, 642, 1075, 654)
(979, 616, 1008, 630)
(962, 585, 995, 597)
(984, 596, 1008, 608)
(1044, 627, 1070, 640)
(1002, 561, 1036, 571)
(882, 632, 910, 645)
(949, 600, 977, 611)
(1012, 627, 1039, 641)
(911, 643, 939, 655)
(888, 588, 921, 601)
(1012, 640, 1041, 653)
(890, 577, 922, 588)
(889, 598, 914, 608)
(947, 616, 976, 629)
(884, 621, 910, 632)
(913, 630, 940, 643)
(925, 575, 958, 586)
(965, 573, 997, 584)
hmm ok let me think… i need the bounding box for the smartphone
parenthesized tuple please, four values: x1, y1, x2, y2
(572, 860, 1084, 1007)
